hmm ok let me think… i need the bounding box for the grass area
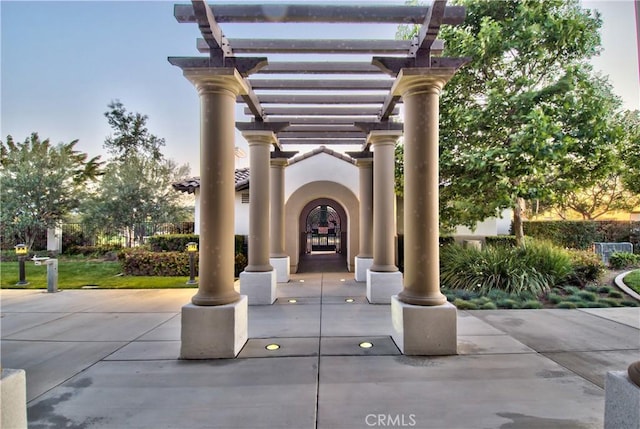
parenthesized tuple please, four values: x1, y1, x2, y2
(1, 261, 198, 289)
(444, 280, 639, 310)
(624, 270, 640, 294)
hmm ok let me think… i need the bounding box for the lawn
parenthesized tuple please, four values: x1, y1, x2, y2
(624, 270, 640, 294)
(0, 260, 198, 289)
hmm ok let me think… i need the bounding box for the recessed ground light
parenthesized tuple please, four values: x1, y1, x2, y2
(265, 344, 280, 351)
(340, 279, 346, 282)
(345, 298, 354, 303)
(359, 341, 373, 349)
(299, 280, 305, 283)
(288, 299, 297, 303)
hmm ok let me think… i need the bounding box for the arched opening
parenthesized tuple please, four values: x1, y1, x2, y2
(297, 197, 349, 273)
(305, 205, 342, 253)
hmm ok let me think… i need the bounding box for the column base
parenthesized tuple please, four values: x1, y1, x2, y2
(180, 297, 248, 359)
(1, 369, 27, 429)
(270, 256, 290, 283)
(355, 257, 374, 282)
(366, 270, 403, 304)
(604, 371, 640, 429)
(240, 270, 277, 305)
(391, 296, 457, 356)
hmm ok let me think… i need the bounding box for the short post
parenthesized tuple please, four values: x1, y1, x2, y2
(186, 242, 198, 285)
(45, 259, 58, 293)
(14, 244, 28, 286)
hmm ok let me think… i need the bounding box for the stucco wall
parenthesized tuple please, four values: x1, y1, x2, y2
(285, 181, 359, 273)
(285, 152, 358, 202)
(234, 191, 250, 236)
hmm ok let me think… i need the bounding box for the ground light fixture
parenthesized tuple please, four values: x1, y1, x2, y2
(185, 242, 198, 285)
(14, 244, 28, 286)
(345, 298, 355, 303)
(359, 341, 373, 349)
(265, 344, 281, 351)
(288, 299, 297, 303)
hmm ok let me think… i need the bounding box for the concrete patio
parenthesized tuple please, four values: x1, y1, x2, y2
(1, 270, 639, 429)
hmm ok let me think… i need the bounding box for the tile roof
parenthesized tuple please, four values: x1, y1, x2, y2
(172, 168, 250, 194)
(172, 148, 355, 192)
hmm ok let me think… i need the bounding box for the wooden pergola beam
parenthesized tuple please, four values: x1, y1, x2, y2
(197, 38, 420, 54)
(250, 106, 399, 116)
(191, 0, 231, 58)
(278, 138, 366, 145)
(175, 4, 466, 25)
(253, 94, 388, 104)
(256, 62, 384, 74)
(266, 117, 380, 125)
(278, 131, 366, 139)
(249, 79, 393, 90)
(409, 0, 447, 60)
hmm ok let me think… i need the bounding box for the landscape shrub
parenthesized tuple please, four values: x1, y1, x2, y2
(147, 234, 200, 252)
(523, 220, 640, 251)
(235, 253, 248, 277)
(521, 300, 543, 309)
(576, 291, 597, 302)
(608, 252, 640, 270)
(556, 301, 578, 309)
(621, 300, 639, 307)
(65, 244, 123, 257)
(453, 298, 477, 310)
(484, 236, 517, 247)
(119, 248, 196, 276)
(440, 241, 573, 297)
(480, 302, 498, 310)
(607, 290, 624, 299)
(566, 250, 604, 286)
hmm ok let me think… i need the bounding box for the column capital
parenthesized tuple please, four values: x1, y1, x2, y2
(241, 130, 277, 146)
(183, 68, 248, 96)
(355, 157, 373, 168)
(367, 130, 403, 147)
(270, 158, 289, 168)
(391, 68, 458, 98)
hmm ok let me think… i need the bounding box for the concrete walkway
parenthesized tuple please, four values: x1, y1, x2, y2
(1, 270, 638, 429)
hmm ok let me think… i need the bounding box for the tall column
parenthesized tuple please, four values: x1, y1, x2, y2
(240, 131, 277, 304)
(270, 157, 290, 282)
(354, 155, 374, 282)
(180, 68, 249, 359)
(366, 131, 403, 303)
(390, 68, 458, 356)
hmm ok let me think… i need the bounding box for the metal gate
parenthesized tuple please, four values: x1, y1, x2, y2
(305, 205, 341, 253)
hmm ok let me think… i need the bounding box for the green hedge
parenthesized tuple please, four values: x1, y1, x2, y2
(523, 221, 640, 251)
(485, 236, 517, 247)
(119, 248, 197, 276)
(147, 234, 200, 252)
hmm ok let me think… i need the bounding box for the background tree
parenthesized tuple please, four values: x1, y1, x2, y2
(619, 110, 640, 195)
(0, 133, 102, 249)
(398, 0, 625, 245)
(84, 102, 190, 246)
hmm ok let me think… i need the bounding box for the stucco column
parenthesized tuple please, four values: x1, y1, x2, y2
(179, 68, 249, 359)
(185, 69, 247, 307)
(270, 158, 287, 258)
(270, 157, 290, 283)
(357, 157, 374, 259)
(370, 132, 401, 273)
(239, 131, 277, 304)
(395, 69, 456, 306)
(366, 131, 403, 303)
(243, 131, 275, 272)
(390, 68, 459, 356)
(353, 154, 374, 282)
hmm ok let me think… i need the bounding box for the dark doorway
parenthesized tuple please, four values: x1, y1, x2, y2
(298, 198, 348, 273)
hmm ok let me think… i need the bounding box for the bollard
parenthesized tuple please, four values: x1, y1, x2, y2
(14, 244, 29, 285)
(45, 259, 58, 293)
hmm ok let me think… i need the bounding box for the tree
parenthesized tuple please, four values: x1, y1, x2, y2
(103, 100, 164, 161)
(397, 0, 624, 246)
(557, 174, 640, 219)
(84, 102, 190, 246)
(0, 133, 102, 249)
(619, 110, 640, 195)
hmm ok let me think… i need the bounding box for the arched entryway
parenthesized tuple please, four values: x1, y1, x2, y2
(298, 199, 348, 272)
(285, 181, 359, 273)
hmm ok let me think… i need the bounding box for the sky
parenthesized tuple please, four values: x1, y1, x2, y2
(1, 0, 639, 177)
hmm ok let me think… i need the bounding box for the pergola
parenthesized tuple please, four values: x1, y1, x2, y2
(170, 0, 468, 359)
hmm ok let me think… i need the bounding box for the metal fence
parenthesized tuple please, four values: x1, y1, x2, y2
(1, 222, 196, 251)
